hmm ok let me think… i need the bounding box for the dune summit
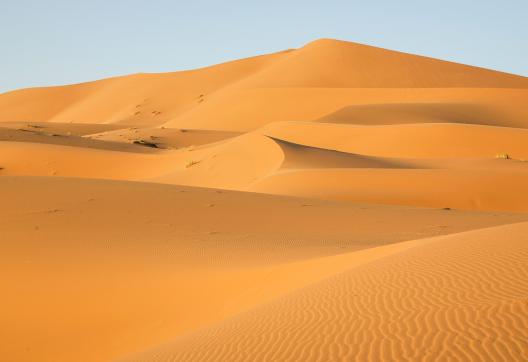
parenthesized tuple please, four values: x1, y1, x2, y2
(1, 39, 527, 361)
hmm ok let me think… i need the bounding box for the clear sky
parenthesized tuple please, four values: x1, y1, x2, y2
(1, 0, 527, 93)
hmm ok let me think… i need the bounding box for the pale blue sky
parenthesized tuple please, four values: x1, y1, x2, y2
(1, 0, 527, 93)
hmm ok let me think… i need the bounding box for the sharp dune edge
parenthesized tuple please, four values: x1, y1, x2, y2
(1, 39, 528, 361)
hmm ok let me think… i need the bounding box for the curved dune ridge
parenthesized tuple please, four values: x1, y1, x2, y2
(1, 38, 528, 361)
(2, 122, 528, 210)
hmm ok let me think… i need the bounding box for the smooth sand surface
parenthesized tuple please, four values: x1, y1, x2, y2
(1, 39, 527, 361)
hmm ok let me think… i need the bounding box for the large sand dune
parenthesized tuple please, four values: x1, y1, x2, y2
(1, 39, 527, 361)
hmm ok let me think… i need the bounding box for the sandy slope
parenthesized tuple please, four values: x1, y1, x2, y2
(2, 122, 528, 211)
(1, 177, 526, 362)
(262, 122, 528, 159)
(127, 221, 528, 362)
(239, 39, 528, 88)
(1, 39, 527, 211)
(1, 38, 528, 361)
(1, 39, 527, 131)
(0, 50, 291, 125)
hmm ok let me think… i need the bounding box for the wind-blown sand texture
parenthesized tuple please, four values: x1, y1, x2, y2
(1, 39, 527, 361)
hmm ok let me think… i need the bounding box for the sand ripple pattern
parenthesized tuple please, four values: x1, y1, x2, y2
(129, 222, 528, 361)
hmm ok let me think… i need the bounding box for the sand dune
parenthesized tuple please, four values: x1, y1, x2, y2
(127, 221, 528, 362)
(315, 102, 521, 127)
(1, 39, 527, 131)
(1, 38, 528, 361)
(1, 177, 526, 362)
(3, 124, 527, 211)
(0, 50, 291, 125)
(87, 127, 240, 149)
(250, 168, 528, 211)
(237, 39, 528, 88)
(0, 141, 170, 180)
(164, 87, 528, 132)
(274, 139, 413, 169)
(263, 121, 528, 159)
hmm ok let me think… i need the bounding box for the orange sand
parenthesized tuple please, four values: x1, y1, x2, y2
(1, 39, 527, 361)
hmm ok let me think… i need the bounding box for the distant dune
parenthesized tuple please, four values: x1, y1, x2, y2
(1, 39, 527, 361)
